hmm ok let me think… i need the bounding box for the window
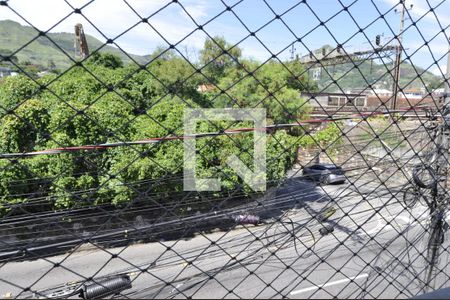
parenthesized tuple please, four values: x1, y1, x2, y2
(355, 97, 366, 106)
(328, 96, 339, 106)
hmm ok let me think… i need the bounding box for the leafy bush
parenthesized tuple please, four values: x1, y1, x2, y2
(0, 45, 334, 215)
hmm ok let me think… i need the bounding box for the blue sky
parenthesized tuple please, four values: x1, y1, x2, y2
(1, 0, 449, 76)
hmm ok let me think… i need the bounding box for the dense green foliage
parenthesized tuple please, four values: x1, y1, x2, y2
(0, 36, 342, 214)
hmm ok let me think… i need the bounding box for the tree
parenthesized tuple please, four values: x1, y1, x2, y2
(0, 40, 322, 215)
(199, 36, 242, 83)
(426, 79, 444, 92)
(87, 52, 123, 69)
(0, 75, 40, 110)
(0, 99, 49, 153)
(213, 60, 312, 123)
(0, 49, 19, 66)
(285, 59, 318, 92)
(148, 46, 177, 61)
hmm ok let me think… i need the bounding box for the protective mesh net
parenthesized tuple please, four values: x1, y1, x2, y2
(0, 0, 449, 298)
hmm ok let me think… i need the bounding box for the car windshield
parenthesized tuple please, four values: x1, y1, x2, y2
(311, 164, 337, 170)
(312, 165, 326, 170)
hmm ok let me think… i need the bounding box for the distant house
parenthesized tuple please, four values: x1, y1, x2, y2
(197, 84, 216, 93)
(400, 89, 422, 99)
(346, 88, 371, 96)
(302, 92, 367, 110)
(348, 88, 392, 97)
(37, 70, 50, 77)
(371, 88, 393, 97)
(0, 67, 13, 78)
(430, 88, 444, 97)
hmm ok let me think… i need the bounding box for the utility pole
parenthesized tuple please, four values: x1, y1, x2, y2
(445, 41, 450, 108)
(74, 23, 89, 59)
(445, 40, 450, 191)
(390, 0, 406, 110)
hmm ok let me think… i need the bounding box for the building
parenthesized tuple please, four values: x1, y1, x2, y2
(0, 67, 14, 78)
(348, 88, 392, 97)
(371, 88, 393, 97)
(37, 70, 50, 77)
(302, 90, 438, 113)
(431, 88, 445, 97)
(301, 92, 367, 113)
(400, 89, 422, 99)
(196, 84, 216, 93)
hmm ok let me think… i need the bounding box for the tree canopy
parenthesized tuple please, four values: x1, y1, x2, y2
(0, 39, 333, 215)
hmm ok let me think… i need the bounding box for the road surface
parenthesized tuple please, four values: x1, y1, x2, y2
(1, 167, 448, 299)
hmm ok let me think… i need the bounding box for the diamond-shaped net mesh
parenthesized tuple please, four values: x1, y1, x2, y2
(0, 0, 449, 298)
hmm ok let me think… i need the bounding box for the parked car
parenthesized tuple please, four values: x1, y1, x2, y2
(302, 163, 346, 184)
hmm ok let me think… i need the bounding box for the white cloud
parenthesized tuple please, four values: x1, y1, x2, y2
(429, 63, 446, 76)
(4, 0, 446, 65)
(382, 0, 450, 26)
(405, 39, 449, 57)
(183, 1, 209, 20)
(380, 0, 450, 75)
(1, 0, 211, 55)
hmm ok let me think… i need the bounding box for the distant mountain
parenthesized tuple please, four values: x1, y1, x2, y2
(305, 45, 442, 92)
(1, 20, 441, 92)
(0, 20, 148, 70)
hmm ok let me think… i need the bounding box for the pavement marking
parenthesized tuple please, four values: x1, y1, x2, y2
(365, 214, 422, 235)
(170, 283, 184, 294)
(290, 273, 369, 296)
(363, 212, 427, 236)
(365, 214, 382, 235)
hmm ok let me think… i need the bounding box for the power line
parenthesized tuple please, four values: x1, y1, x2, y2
(0, 108, 431, 159)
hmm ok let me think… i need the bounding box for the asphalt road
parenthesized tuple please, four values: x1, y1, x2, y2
(1, 166, 448, 299)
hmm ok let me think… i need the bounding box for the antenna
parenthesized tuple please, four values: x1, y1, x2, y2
(290, 44, 296, 60)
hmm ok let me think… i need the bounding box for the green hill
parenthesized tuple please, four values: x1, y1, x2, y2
(307, 45, 442, 92)
(0, 20, 148, 70)
(317, 60, 441, 92)
(0, 21, 441, 92)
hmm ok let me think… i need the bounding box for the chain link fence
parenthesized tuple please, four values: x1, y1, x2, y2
(0, 0, 449, 298)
